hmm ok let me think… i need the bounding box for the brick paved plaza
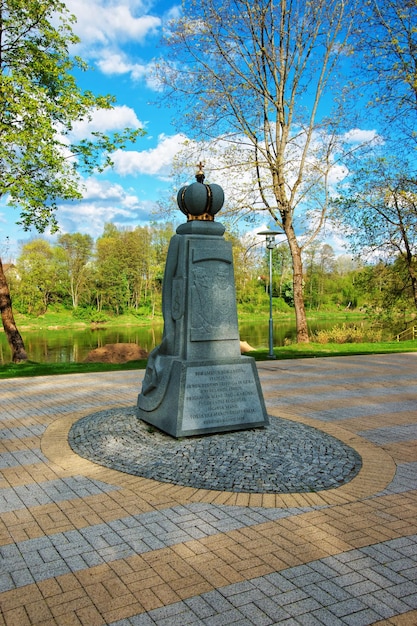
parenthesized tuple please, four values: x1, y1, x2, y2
(1, 353, 416, 625)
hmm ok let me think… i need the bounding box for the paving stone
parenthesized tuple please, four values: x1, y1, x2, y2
(304, 583, 338, 607)
(262, 573, 297, 592)
(184, 596, 216, 619)
(344, 580, 381, 596)
(333, 572, 366, 588)
(0, 475, 119, 512)
(316, 579, 352, 602)
(373, 589, 413, 613)
(237, 602, 274, 625)
(253, 597, 291, 621)
(360, 593, 397, 619)
(147, 602, 192, 620)
(201, 590, 235, 612)
(294, 614, 324, 626)
(0, 448, 47, 468)
(328, 598, 368, 618)
(311, 607, 349, 625)
(127, 615, 156, 625)
(341, 607, 383, 626)
(203, 608, 247, 625)
(3, 356, 417, 626)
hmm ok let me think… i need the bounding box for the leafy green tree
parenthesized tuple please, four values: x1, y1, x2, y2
(94, 226, 128, 314)
(16, 238, 66, 315)
(227, 232, 257, 305)
(150, 222, 175, 283)
(147, 223, 175, 314)
(58, 233, 93, 308)
(0, 0, 143, 360)
(159, 0, 361, 343)
(338, 157, 417, 308)
(354, 260, 412, 326)
(93, 223, 173, 315)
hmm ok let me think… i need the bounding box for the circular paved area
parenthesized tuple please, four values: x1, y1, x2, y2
(69, 407, 362, 493)
(3, 355, 417, 626)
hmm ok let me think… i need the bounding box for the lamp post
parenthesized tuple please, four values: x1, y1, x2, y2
(257, 230, 283, 359)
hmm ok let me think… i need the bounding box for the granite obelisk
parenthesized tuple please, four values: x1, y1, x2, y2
(137, 164, 268, 437)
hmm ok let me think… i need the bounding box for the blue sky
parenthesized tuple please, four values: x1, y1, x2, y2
(0, 0, 381, 261)
(1, 0, 188, 259)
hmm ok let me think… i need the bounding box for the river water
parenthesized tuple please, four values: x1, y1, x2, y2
(0, 318, 358, 364)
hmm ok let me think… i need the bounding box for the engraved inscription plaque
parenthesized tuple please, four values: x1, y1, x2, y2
(182, 362, 265, 431)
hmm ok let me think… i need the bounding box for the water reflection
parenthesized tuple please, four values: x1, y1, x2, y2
(0, 326, 164, 364)
(0, 319, 359, 364)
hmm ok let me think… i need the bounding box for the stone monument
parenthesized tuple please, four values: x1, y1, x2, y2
(137, 164, 268, 437)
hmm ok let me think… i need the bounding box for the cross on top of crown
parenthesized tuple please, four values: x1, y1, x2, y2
(196, 161, 205, 183)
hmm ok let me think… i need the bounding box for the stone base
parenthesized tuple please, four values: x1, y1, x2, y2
(137, 356, 268, 438)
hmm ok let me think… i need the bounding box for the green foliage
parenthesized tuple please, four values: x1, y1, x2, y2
(312, 323, 382, 344)
(8, 225, 173, 319)
(273, 297, 292, 314)
(127, 303, 157, 317)
(336, 155, 417, 310)
(58, 233, 93, 308)
(8, 221, 417, 326)
(354, 258, 415, 316)
(93, 223, 173, 314)
(0, 0, 143, 232)
(16, 238, 67, 314)
(71, 307, 108, 324)
(281, 281, 294, 307)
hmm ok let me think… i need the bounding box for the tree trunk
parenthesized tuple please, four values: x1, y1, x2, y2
(287, 233, 310, 343)
(402, 240, 417, 310)
(408, 266, 417, 310)
(0, 257, 28, 362)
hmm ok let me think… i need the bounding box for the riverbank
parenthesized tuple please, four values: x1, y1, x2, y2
(8, 307, 365, 332)
(9, 309, 163, 332)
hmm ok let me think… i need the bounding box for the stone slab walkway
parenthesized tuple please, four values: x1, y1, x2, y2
(0, 352, 417, 625)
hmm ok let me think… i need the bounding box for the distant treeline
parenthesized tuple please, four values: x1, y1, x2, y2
(5, 223, 416, 325)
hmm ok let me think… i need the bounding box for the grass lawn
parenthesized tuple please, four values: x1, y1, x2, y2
(1, 340, 416, 379)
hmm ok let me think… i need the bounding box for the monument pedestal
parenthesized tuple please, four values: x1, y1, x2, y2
(138, 356, 267, 438)
(137, 204, 268, 437)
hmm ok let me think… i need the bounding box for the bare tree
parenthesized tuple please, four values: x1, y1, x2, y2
(353, 0, 417, 145)
(159, 0, 359, 342)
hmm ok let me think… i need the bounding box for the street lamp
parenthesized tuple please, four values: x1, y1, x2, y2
(257, 230, 283, 359)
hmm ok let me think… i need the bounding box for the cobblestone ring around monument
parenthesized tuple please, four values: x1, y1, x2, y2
(69, 407, 362, 494)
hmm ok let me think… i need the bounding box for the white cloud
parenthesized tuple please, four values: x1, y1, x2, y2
(342, 128, 381, 144)
(64, 0, 162, 84)
(81, 177, 134, 202)
(96, 50, 157, 87)
(55, 177, 156, 237)
(66, 0, 161, 46)
(96, 50, 147, 79)
(327, 163, 349, 185)
(69, 105, 144, 140)
(111, 133, 187, 177)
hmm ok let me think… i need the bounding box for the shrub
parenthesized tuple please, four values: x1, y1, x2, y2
(312, 323, 382, 344)
(72, 307, 108, 324)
